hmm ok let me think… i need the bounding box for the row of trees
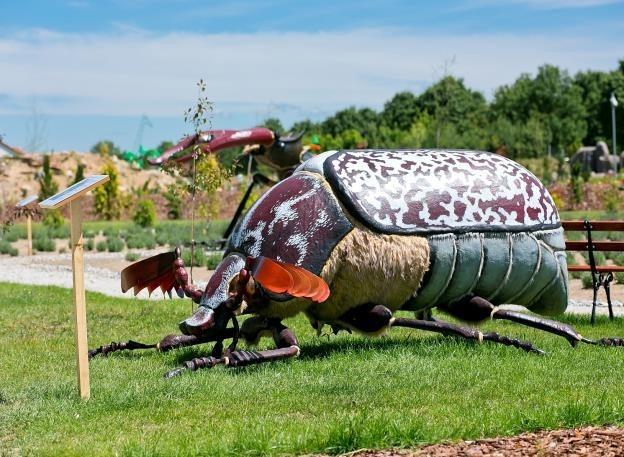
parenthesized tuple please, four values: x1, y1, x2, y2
(266, 60, 624, 160)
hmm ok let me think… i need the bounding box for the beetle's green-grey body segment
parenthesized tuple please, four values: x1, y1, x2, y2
(407, 229, 567, 315)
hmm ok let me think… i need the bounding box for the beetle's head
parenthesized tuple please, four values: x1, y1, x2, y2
(179, 254, 330, 337)
(245, 130, 305, 176)
(148, 127, 276, 166)
(178, 254, 248, 336)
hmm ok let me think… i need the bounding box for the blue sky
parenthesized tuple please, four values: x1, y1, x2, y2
(1, 0, 623, 152)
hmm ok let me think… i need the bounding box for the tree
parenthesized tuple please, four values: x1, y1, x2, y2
(90, 140, 121, 156)
(261, 117, 284, 133)
(491, 65, 587, 156)
(290, 119, 321, 134)
(320, 107, 379, 140)
(38, 155, 58, 200)
(72, 163, 85, 185)
(157, 140, 174, 152)
(417, 76, 488, 148)
(574, 65, 624, 152)
(381, 91, 420, 131)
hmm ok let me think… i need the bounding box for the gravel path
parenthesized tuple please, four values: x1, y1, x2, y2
(0, 253, 623, 316)
(0, 252, 209, 300)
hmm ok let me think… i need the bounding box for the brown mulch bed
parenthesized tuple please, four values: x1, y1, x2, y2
(338, 426, 624, 456)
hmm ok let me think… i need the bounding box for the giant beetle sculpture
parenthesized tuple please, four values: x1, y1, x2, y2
(91, 149, 624, 377)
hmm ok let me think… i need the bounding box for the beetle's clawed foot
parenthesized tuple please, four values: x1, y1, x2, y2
(582, 336, 624, 347)
(88, 340, 156, 359)
(164, 356, 223, 378)
(331, 324, 352, 335)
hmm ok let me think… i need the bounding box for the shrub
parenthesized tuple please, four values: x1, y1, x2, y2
(133, 200, 157, 228)
(3, 230, 20, 242)
(46, 224, 70, 239)
(106, 237, 125, 252)
(84, 229, 97, 239)
(609, 231, 624, 241)
(33, 237, 55, 252)
(164, 184, 183, 220)
(125, 231, 155, 249)
(206, 252, 222, 270)
(565, 251, 577, 265)
(614, 272, 624, 284)
(125, 252, 140, 262)
(102, 226, 121, 238)
(580, 273, 594, 289)
(569, 271, 583, 280)
(582, 251, 606, 265)
(0, 240, 18, 256)
(612, 253, 624, 266)
(85, 238, 94, 251)
(182, 248, 205, 267)
(96, 240, 107, 252)
(93, 160, 121, 220)
(42, 210, 64, 229)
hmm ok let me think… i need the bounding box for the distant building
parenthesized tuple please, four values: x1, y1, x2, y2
(569, 141, 619, 174)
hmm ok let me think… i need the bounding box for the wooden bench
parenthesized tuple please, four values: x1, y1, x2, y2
(562, 220, 624, 323)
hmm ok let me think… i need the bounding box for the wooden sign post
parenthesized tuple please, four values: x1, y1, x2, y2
(16, 195, 38, 256)
(39, 175, 109, 400)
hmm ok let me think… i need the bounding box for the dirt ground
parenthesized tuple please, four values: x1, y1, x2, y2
(332, 426, 624, 456)
(0, 152, 176, 205)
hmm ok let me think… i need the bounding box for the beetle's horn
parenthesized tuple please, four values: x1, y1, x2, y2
(149, 127, 275, 165)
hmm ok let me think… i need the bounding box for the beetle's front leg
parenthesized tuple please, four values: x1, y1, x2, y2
(89, 329, 239, 359)
(173, 252, 203, 303)
(165, 319, 300, 377)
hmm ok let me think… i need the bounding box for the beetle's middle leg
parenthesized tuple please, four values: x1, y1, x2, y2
(453, 296, 624, 348)
(164, 318, 300, 377)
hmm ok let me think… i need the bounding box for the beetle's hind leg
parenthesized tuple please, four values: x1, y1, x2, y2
(332, 303, 543, 353)
(390, 316, 544, 354)
(164, 319, 300, 378)
(457, 296, 624, 348)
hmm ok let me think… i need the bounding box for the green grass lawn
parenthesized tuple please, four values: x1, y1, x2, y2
(2, 283, 624, 456)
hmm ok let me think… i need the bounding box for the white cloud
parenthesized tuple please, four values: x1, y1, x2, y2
(0, 28, 620, 117)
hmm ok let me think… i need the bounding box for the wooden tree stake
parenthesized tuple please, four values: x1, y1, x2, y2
(26, 215, 33, 256)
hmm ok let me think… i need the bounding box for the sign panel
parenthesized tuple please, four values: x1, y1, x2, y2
(16, 195, 38, 208)
(39, 175, 109, 209)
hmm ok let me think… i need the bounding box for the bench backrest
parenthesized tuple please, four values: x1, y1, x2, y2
(562, 220, 624, 252)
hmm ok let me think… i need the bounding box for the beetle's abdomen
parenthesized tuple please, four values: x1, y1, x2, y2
(319, 150, 560, 235)
(408, 227, 568, 315)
